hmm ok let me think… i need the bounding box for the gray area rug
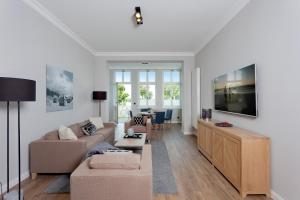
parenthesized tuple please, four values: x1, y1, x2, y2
(44, 175, 70, 193)
(44, 140, 177, 194)
(151, 140, 178, 194)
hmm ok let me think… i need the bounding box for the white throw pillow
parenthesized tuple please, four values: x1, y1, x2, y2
(89, 117, 104, 130)
(58, 125, 78, 140)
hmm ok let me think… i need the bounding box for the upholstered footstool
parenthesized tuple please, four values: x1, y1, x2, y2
(70, 144, 152, 200)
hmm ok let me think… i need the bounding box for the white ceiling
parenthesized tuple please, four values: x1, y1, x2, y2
(26, 0, 249, 55)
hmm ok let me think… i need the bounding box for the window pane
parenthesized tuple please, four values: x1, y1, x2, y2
(163, 71, 171, 82)
(148, 85, 156, 106)
(148, 71, 156, 82)
(164, 100, 172, 107)
(123, 72, 131, 82)
(163, 84, 180, 107)
(140, 99, 147, 106)
(139, 85, 149, 106)
(172, 71, 180, 82)
(173, 99, 180, 106)
(115, 71, 123, 82)
(173, 84, 180, 100)
(139, 72, 147, 82)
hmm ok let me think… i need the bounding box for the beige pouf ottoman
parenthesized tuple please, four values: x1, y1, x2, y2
(71, 144, 152, 200)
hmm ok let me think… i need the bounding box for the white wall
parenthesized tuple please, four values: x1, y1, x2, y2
(94, 55, 195, 134)
(196, 0, 300, 199)
(0, 0, 95, 191)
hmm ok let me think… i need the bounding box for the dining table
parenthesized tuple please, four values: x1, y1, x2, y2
(139, 112, 156, 118)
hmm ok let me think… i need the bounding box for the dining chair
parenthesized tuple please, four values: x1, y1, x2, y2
(164, 109, 173, 127)
(152, 111, 165, 129)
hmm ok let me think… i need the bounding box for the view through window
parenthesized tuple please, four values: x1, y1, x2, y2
(139, 71, 156, 107)
(163, 70, 181, 107)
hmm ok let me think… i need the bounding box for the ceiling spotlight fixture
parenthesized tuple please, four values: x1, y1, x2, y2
(135, 7, 143, 25)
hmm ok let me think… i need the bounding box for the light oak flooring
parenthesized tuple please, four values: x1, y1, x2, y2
(19, 124, 271, 200)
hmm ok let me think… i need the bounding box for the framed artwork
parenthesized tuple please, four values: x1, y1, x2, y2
(46, 65, 73, 112)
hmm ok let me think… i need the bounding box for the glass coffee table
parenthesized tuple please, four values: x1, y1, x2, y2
(114, 133, 146, 150)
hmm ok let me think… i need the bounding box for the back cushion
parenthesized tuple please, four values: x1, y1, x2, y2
(45, 131, 59, 140)
(69, 123, 85, 138)
(81, 122, 97, 136)
(134, 116, 144, 126)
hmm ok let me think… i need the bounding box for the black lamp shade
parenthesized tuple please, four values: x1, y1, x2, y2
(93, 91, 107, 100)
(0, 77, 36, 101)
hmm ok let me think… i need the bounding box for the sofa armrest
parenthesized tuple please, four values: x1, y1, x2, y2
(30, 139, 87, 173)
(103, 122, 116, 129)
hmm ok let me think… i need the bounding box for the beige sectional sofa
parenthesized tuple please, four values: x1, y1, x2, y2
(71, 144, 152, 200)
(29, 121, 115, 178)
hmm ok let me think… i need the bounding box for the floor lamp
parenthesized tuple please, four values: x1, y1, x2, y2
(93, 91, 107, 117)
(0, 77, 36, 200)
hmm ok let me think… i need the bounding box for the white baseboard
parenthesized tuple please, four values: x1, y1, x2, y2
(271, 190, 285, 200)
(183, 131, 194, 135)
(1, 171, 30, 194)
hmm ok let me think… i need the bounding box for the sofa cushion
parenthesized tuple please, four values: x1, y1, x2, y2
(96, 127, 114, 138)
(58, 126, 78, 140)
(44, 130, 59, 140)
(81, 122, 97, 136)
(69, 123, 85, 138)
(79, 134, 105, 149)
(134, 116, 144, 125)
(89, 154, 141, 170)
(130, 125, 147, 133)
(89, 117, 104, 129)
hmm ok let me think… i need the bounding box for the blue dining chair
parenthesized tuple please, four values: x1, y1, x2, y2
(152, 111, 165, 129)
(164, 109, 173, 127)
(140, 108, 150, 112)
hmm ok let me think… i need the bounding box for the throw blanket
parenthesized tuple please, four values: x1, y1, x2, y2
(85, 142, 119, 159)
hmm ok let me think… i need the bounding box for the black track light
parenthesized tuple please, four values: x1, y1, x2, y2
(135, 7, 143, 25)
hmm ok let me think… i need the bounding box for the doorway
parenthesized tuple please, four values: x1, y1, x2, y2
(112, 71, 132, 123)
(116, 83, 132, 123)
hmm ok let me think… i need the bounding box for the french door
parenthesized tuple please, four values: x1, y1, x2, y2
(111, 71, 133, 123)
(116, 82, 132, 123)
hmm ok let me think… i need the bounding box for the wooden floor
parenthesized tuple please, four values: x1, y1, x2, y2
(20, 124, 271, 200)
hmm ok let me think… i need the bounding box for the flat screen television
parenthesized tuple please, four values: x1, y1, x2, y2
(214, 64, 257, 117)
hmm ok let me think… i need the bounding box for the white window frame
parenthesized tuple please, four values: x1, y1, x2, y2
(114, 70, 131, 83)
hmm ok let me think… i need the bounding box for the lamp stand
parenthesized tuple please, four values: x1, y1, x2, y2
(7, 101, 9, 193)
(99, 101, 102, 117)
(18, 101, 21, 200)
(4, 102, 24, 200)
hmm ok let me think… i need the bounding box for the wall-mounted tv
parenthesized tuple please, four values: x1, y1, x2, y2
(214, 64, 257, 117)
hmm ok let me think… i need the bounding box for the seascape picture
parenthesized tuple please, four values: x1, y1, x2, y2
(214, 65, 256, 116)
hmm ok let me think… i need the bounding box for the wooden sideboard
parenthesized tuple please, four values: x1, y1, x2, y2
(197, 119, 270, 198)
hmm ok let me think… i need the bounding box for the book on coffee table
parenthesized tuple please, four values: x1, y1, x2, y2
(124, 133, 143, 139)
